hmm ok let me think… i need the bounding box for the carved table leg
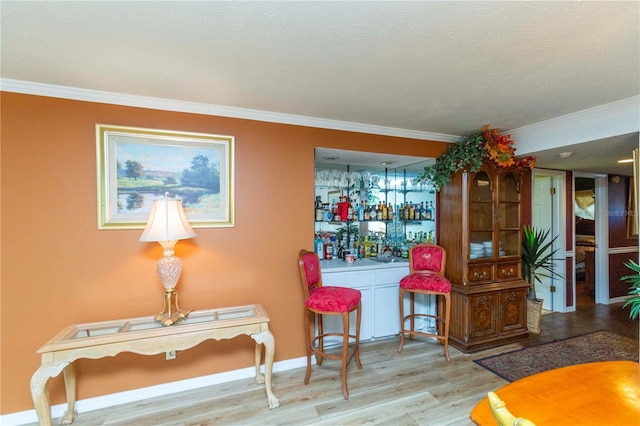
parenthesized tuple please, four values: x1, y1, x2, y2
(31, 361, 75, 426)
(254, 338, 263, 384)
(60, 363, 78, 424)
(251, 330, 280, 409)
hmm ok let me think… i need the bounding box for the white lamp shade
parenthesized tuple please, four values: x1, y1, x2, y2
(139, 198, 196, 242)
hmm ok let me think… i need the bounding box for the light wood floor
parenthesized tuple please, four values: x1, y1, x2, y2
(32, 303, 638, 426)
(42, 338, 521, 426)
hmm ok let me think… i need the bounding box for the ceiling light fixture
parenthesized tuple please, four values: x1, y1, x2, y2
(381, 161, 396, 166)
(618, 158, 634, 163)
(558, 152, 574, 159)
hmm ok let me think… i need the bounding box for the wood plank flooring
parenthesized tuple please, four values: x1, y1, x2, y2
(31, 303, 638, 426)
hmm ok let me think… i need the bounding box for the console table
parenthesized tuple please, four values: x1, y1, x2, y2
(31, 304, 280, 426)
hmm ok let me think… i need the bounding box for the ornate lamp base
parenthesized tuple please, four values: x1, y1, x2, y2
(156, 288, 191, 326)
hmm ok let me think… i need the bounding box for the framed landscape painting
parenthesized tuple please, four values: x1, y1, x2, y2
(97, 124, 234, 229)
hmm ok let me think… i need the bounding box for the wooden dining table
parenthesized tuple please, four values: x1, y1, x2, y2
(470, 360, 640, 425)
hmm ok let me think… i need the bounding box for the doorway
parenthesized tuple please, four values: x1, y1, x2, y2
(574, 177, 596, 307)
(532, 170, 566, 312)
(573, 173, 609, 307)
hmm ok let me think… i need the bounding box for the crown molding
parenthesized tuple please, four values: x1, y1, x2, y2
(509, 96, 640, 154)
(0, 79, 459, 143)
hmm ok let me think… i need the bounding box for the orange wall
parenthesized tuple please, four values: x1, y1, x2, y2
(0, 92, 449, 414)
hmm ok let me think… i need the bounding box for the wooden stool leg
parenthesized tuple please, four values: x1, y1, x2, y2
(409, 292, 415, 340)
(354, 304, 362, 369)
(443, 293, 451, 362)
(341, 311, 350, 399)
(304, 310, 312, 385)
(398, 288, 405, 352)
(316, 314, 324, 365)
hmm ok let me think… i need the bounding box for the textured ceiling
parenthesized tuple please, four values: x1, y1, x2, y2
(2, 1, 639, 174)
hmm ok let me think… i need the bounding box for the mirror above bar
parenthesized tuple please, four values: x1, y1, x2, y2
(314, 148, 437, 261)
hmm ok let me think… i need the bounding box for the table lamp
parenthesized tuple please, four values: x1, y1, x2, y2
(140, 193, 196, 326)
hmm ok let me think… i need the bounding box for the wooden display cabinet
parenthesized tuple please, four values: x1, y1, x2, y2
(438, 160, 529, 352)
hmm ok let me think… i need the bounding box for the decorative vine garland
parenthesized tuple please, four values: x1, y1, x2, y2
(419, 125, 536, 191)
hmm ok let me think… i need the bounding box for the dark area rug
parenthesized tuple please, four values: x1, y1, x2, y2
(474, 330, 639, 382)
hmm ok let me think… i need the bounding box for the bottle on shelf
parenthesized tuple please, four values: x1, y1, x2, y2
(387, 203, 394, 220)
(384, 240, 392, 257)
(426, 201, 434, 220)
(315, 234, 324, 260)
(324, 237, 333, 260)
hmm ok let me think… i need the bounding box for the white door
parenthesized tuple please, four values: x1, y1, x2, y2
(533, 175, 554, 310)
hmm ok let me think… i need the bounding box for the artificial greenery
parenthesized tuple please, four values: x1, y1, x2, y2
(621, 260, 640, 320)
(521, 226, 563, 301)
(420, 132, 486, 191)
(336, 223, 359, 244)
(419, 126, 536, 191)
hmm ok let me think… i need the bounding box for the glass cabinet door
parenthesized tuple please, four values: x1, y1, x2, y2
(497, 171, 521, 257)
(469, 170, 494, 260)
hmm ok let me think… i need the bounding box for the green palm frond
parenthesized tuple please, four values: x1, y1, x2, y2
(621, 260, 640, 320)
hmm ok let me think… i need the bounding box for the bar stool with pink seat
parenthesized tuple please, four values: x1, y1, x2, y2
(398, 243, 452, 362)
(297, 249, 362, 399)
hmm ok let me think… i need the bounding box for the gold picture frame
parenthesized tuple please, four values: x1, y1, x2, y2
(97, 124, 234, 229)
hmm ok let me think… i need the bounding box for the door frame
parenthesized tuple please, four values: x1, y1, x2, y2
(532, 169, 567, 312)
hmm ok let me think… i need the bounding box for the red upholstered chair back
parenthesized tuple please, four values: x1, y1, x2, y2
(298, 249, 323, 299)
(408, 244, 447, 277)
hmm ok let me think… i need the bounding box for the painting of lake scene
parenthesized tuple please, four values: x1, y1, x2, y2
(97, 125, 234, 229)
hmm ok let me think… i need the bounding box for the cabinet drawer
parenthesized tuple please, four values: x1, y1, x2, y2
(373, 266, 408, 285)
(468, 264, 492, 283)
(497, 262, 519, 281)
(322, 272, 346, 287)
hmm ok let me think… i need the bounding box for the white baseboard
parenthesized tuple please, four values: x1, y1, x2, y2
(1, 356, 308, 426)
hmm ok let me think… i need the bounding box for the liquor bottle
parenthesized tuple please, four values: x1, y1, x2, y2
(409, 202, 415, 220)
(315, 234, 324, 260)
(384, 240, 392, 256)
(382, 202, 388, 220)
(426, 201, 434, 220)
(358, 201, 365, 221)
(403, 203, 410, 220)
(387, 203, 394, 220)
(376, 203, 383, 220)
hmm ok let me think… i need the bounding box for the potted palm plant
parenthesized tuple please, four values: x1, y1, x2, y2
(521, 226, 563, 334)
